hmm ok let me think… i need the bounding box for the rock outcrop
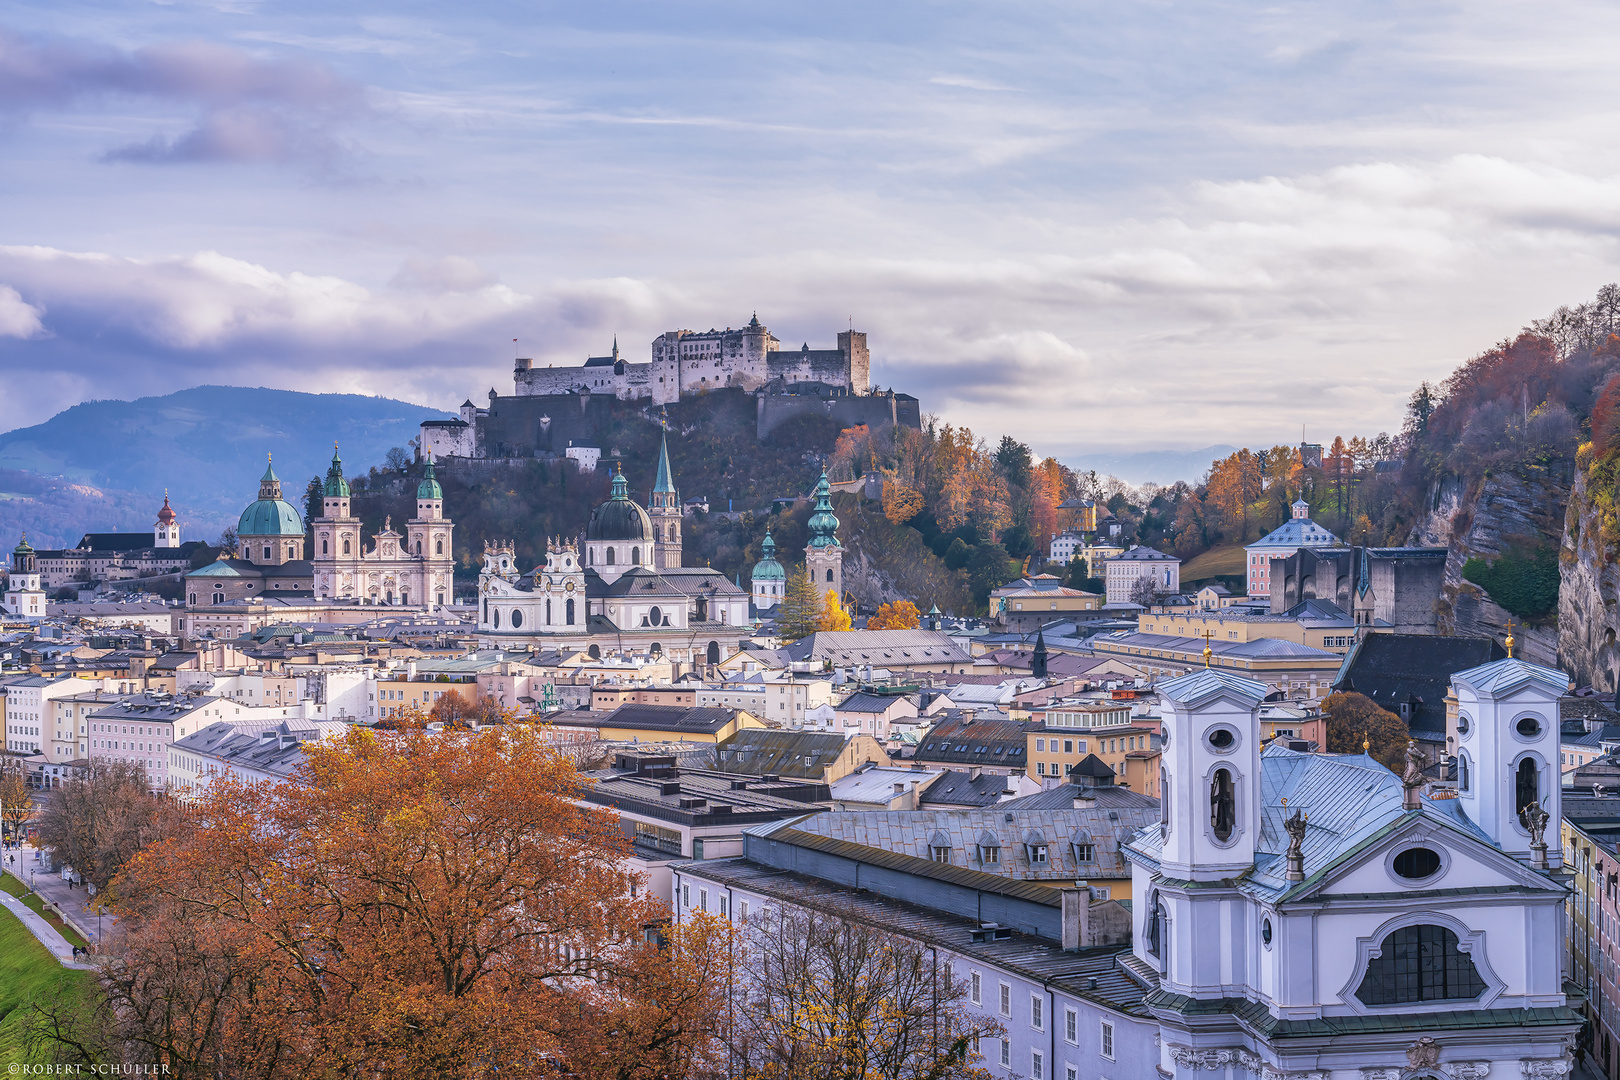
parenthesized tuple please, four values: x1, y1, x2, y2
(1560, 463, 1620, 689)
(1411, 467, 1569, 669)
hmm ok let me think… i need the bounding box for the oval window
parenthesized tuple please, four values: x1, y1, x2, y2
(650, 605, 662, 626)
(511, 608, 523, 628)
(1393, 847, 1442, 879)
(1456, 715, 1470, 736)
(1262, 918, 1273, 945)
(1516, 716, 1542, 738)
(1208, 728, 1235, 751)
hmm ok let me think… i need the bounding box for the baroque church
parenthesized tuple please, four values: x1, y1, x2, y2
(186, 450, 456, 611)
(475, 433, 751, 665)
(1125, 653, 1581, 1077)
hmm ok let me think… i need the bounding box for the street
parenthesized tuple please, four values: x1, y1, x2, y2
(1, 841, 109, 947)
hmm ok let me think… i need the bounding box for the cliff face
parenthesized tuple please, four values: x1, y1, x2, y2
(1411, 467, 1568, 668)
(1560, 463, 1620, 689)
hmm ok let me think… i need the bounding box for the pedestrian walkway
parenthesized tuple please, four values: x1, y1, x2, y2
(0, 890, 95, 970)
(4, 843, 107, 945)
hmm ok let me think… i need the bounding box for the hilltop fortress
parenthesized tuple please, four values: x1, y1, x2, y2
(422, 313, 917, 458)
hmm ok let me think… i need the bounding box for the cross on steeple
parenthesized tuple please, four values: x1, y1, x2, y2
(1202, 628, 1214, 668)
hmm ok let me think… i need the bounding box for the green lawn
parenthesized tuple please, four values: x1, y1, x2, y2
(1179, 543, 1248, 583)
(0, 904, 95, 1067)
(0, 873, 90, 950)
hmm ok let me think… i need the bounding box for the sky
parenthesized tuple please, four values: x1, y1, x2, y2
(3, 1, 1620, 461)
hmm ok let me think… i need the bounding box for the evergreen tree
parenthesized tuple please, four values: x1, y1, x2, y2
(777, 566, 823, 641)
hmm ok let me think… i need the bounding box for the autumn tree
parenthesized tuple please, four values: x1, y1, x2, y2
(0, 756, 33, 843)
(881, 475, 926, 524)
(730, 898, 1003, 1080)
(818, 589, 853, 632)
(77, 723, 721, 1079)
(867, 600, 921, 631)
(429, 689, 510, 727)
(1322, 691, 1410, 772)
(34, 760, 180, 891)
(777, 566, 824, 641)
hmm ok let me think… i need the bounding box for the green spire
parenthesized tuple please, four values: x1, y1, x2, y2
(653, 431, 677, 496)
(258, 453, 283, 500)
(13, 534, 31, 555)
(610, 462, 629, 501)
(417, 452, 443, 501)
(761, 529, 776, 558)
(324, 442, 350, 498)
(807, 470, 840, 549)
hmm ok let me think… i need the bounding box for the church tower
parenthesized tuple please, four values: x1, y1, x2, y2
(804, 470, 844, 603)
(752, 529, 785, 610)
(648, 431, 682, 569)
(4, 535, 44, 618)
(153, 492, 180, 548)
(313, 445, 361, 600)
(406, 454, 456, 609)
(1452, 651, 1568, 867)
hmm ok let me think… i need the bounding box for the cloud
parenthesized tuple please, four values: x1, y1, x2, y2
(0, 29, 365, 165)
(0, 285, 43, 338)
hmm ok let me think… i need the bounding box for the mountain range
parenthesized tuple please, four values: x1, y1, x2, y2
(0, 386, 446, 549)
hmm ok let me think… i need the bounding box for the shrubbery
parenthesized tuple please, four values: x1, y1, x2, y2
(1461, 545, 1560, 618)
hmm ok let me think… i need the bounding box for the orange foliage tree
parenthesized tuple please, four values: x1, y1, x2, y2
(818, 588, 853, 632)
(867, 600, 921, 630)
(87, 723, 732, 1079)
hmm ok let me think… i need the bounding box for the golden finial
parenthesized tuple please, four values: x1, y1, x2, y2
(1362, 731, 1370, 753)
(1505, 617, 1515, 659)
(1202, 628, 1213, 669)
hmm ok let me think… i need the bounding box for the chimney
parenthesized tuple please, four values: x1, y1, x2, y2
(969, 765, 982, 781)
(1060, 887, 1089, 951)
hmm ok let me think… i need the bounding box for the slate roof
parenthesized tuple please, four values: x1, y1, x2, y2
(1331, 632, 1507, 738)
(784, 629, 971, 667)
(788, 805, 1159, 882)
(1451, 656, 1572, 698)
(997, 781, 1160, 812)
(835, 691, 913, 714)
(1246, 517, 1341, 550)
(1158, 668, 1270, 707)
(1096, 632, 1341, 664)
(591, 704, 746, 735)
(1106, 547, 1178, 563)
(579, 769, 827, 825)
(912, 715, 1034, 768)
(827, 766, 944, 804)
(715, 729, 856, 778)
(917, 769, 1020, 808)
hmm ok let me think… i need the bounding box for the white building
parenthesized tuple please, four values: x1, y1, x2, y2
(1243, 498, 1341, 598)
(1049, 529, 1085, 566)
(4, 536, 45, 619)
(751, 530, 786, 611)
(89, 692, 312, 792)
(1102, 546, 1180, 604)
(1124, 660, 1579, 1076)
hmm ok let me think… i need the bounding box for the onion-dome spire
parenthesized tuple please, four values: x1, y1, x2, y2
(324, 442, 351, 498)
(610, 462, 629, 501)
(156, 490, 176, 525)
(417, 451, 443, 501)
(258, 453, 283, 500)
(807, 470, 840, 549)
(13, 533, 32, 555)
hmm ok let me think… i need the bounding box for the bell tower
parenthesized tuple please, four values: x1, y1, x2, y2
(1451, 648, 1568, 867)
(649, 431, 682, 569)
(804, 469, 844, 602)
(4, 535, 43, 618)
(406, 454, 455, 609)
(153, 492, 180, 548)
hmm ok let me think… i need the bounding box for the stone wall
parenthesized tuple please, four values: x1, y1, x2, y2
(757, 390, 921, 440)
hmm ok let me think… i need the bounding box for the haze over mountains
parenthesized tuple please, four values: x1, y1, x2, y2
(0, 387, 444, 549)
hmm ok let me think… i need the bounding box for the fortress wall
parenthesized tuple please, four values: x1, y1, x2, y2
(756, 392, 921, 440)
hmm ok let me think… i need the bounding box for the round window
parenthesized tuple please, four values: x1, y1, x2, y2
(511, 608, 523, 628)
(1207, 727, 1236, 752)
(1456, 715, 1470, 736)
(1392, 847, 1443, 880)
(1515, 716, 1542, 739)
(1262, 918, 1273, 946)
(649, 605, 662, 625)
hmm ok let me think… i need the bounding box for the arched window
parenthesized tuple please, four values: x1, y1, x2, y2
(1210, 769, 1235, 842)
(706, 640, 721, 665)
(483, 600, 488, 623)
(606, 547, 616, 565)
(322, 539, 328, 554)
(546, 598, 553, 624)
(493, 608, 501, 629)
(588, 548, 594, 565)
(416, 540, 422, 555)
(826, 568, 834, 582)
(588, 643, 601, 660)
(1457, 752, 1470, 792)
(343, 538, 351, 555)
(435, 540, 443, 555)
(566, 598, 575, 624)
(1517, 758, 1540, 822)
(189, 594, 196, 606)
(1355, 925, 1485, 1005)
(632, 546, 640, 565)
(1147, 893, 1165, 957)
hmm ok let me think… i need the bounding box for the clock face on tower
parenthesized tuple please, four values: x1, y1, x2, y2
(566, 580, 576, 592)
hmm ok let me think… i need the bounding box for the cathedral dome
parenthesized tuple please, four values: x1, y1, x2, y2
(238, 458, 305, 538)
(417, 455, 443, 501)
(587, 464, 652, 542)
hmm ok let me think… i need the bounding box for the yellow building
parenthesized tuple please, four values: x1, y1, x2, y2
(1135, 609, 1359, 653)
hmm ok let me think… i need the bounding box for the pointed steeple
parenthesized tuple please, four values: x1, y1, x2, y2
(761, 529, 776, 559)
(653, 431, 677, 496)
(612, 335, 620, 360)
(324, 442, 350, 498)
(258, 453, 283, 500)
(1031, 626, 1048, 680)
(417, 451, 443, 501)
(807, 469, 840, 549)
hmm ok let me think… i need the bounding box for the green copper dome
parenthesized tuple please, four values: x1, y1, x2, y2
(806, 470, 840, 549)
(587, 463, 652, 541)
(752, 529, 785, 581)
(323, 444, 350, 498)
(417, 455, 443, 501)
(238, 457, 305, 538)
(13, 534, 32, 556)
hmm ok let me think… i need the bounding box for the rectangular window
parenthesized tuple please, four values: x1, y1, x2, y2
(1031, 994, 1043, 1030)
(999, 983, 1011, 1017)
(1031, 1051, 1044, 1080)
(1101, 1021, 1114, 1059)
(719, 895, 728, 917)
(1064, 740, 1073, 753)
(1064, 1007, 1076, 1043)
(972, 972, 982, 1005)
(698, 888, 709, 912)
(1000, 1039, 1010, 1069)
(1067, 1067, 1078, 1080)
(1036, 738, 1046, 751)
(681, 884, 690, 908)
(1038, 762, 1047, 775)
(739, 899, 750, 919)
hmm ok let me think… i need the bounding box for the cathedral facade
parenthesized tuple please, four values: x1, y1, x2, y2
(311, 448, 456, 608)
